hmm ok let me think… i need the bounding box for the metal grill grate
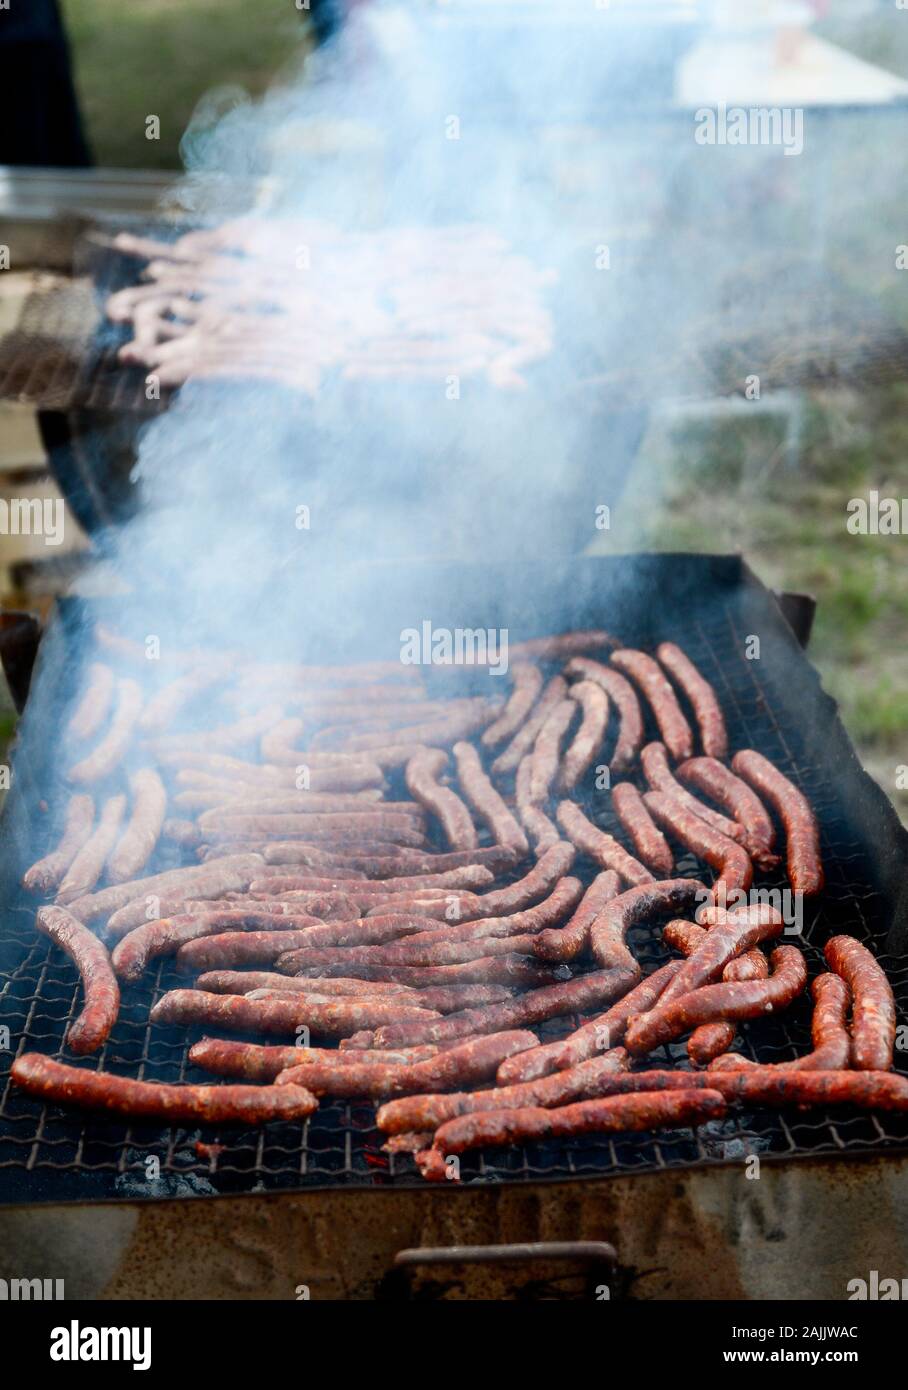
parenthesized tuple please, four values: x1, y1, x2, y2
(1, 589, 907, 1202)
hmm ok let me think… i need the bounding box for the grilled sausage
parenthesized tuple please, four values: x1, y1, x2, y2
(67, 663, 115, 743)
(275, 1030, 538, 1098)
(587, 877, 705, 973)
(249, 866, 492, 894)
(452, 741, 529, 854)
(194, 970, 421, 999)
(731, 749, 824, 896)
(67, 678, 143, 784)
(377, 1047, 630, 1133)
(496, 960, 683, 1085)
(481, 663, 543, 747)
(188, 1036, 443, 1080)
(417, 1090, 726, 1176)
(677, 757, 779, 869)
(609, 650, 694, 762)
(491, 675, 568, 777)
(514, 753, 560, 853)
(56, 795, 127, 904)
(286, 954, 562, 989)
(504, 1066, 908, 1112)
(176, 928, 353, 972)
(641, 743, 745, 843)
(112, 910, 324, 982)
(533, 869, 621, 962)
(656, 909, 784, 1006)
(555, 800, 653, 887)
(341, 701, 497, 753)
(11, 1052, 316, 1124)
(510, 631, 618, 661)
(372, 966, 639, 1048)
(35, 905, 119, 1054)
(528, 699, 575, 803)
(655, 642, 728, 759)
(625, 945, 807, 1054)
(559, 681, 609, 792)
(563, 658, 643, 773)
(150, 989, 440, 1037)
(72, 854, 265, 930)
(405, 748, 478, 851)
(458, 840, 576, 918)
(371, 878, 585, 949)
(23, 794, 95, 894)
(710, 972, 851, 1073)
(687, 1022, 737, 1067)
(643, 791, 753, 905)
(824, 935, 896, 1071)
(611, 783, 674, 876)
(105, 769, 167, 884)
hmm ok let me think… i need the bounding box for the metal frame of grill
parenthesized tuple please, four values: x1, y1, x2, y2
(1, 554, 907, 1208)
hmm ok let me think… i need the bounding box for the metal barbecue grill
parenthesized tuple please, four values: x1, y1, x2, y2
(1, 555, 906, 1259)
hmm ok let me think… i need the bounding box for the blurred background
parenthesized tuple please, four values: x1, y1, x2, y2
(0, 0, 907, 822)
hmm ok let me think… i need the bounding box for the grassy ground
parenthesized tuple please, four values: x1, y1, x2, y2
(62, 0, 303, 169)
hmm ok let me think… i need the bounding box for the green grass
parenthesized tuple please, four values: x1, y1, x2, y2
(62, 0, 304, 169)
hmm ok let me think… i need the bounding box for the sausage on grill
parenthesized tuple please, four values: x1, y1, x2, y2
(643, 791, 753, 905)
(35, 905, 120, 1054)
(528, 699, 576, 803)
(587, 877, 705, 973)
(67, 678, 143, 784)
(23, 794, 95, 894)
(625, 945, 808, 1055)
(677, 757, 779, 869)
(72, 853, 265, 931)
(563, 658, 643, 773)
(452, 741, 528, 854)
(405, 748, 478, 851)
(56, 795, 128, 904)
(710, 972, 851, 1073)
(481, 663, 543, 748)
(150, 989, 440, 1038)
(515, 753, 560, 853)
(377, 1047, 630, 1133)
(555, 800, 653, 888)
(188, 1036, 443, 1080)
(491, 675, 568, 777)
(67, 663, 115, 743)
(641, 743, 745, 843)
(275, 1030, 538, 1098)
(611, 782, 674, 877)
(559, 681, 609, 792)
(533, 869, 621, 962)
(11, 1052, 316, 1124)
(417, 1090, 727, 1177)
(106, 769, 168, 884)
(496, 960, 683, 1085)
(112, 910, 324, 982)
(372, 966, 639, 1048)
(655, 642, 728, 759)
(609, 650, 694, 762)
(731, 749, 824, 896)
(824, 935, 895, 1071)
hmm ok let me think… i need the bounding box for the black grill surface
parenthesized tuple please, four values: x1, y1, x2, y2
(1, 555, 907, 1203)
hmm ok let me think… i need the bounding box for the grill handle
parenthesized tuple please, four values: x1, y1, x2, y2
(772, 588, 816, 649)
(0, 609, 41, 713)
(383, 1240, 617, 1301)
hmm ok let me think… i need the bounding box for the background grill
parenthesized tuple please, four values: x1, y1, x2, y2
(1, 556, 907, 1204)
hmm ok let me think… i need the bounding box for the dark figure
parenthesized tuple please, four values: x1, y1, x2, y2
(0, 0, 91, 166)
